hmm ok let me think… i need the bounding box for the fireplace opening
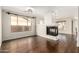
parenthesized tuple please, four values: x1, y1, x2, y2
(46, 26, 58, 36)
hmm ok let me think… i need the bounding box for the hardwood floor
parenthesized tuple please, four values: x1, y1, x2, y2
(0, 35, 77, 53)
(77, 47, 79, 52)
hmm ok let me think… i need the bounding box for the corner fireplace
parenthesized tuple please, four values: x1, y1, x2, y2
(46, 26, 58, 36)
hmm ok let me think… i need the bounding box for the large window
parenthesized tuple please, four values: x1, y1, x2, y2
(56, 21, 66, 30)
(11, 15, 32, 32)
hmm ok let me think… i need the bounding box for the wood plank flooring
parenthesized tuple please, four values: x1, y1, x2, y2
(0, 35, 77, 53)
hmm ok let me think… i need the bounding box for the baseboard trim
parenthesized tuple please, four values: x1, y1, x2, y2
(2, 35, 37, 42)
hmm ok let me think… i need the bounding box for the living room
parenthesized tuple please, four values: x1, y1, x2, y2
(0, 6, 79, 53)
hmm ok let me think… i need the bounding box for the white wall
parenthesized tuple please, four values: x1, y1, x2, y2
(56, 18, 73, 34)
(54, 6, 78, 18)
(0, 7, 2, 46)
(77, 7, 79, 47)
(36, 8, 58, 40)
(2, 11, 36, 41)
(36, 6, 78, 40)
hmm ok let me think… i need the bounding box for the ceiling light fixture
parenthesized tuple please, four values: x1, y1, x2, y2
(25, 7, 34, 14)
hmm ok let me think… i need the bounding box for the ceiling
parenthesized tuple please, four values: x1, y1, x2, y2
(1, 6, 78, 18)
(1, 6, 56, 17)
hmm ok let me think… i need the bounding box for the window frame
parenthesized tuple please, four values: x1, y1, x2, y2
(10, 14, 32, 32)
